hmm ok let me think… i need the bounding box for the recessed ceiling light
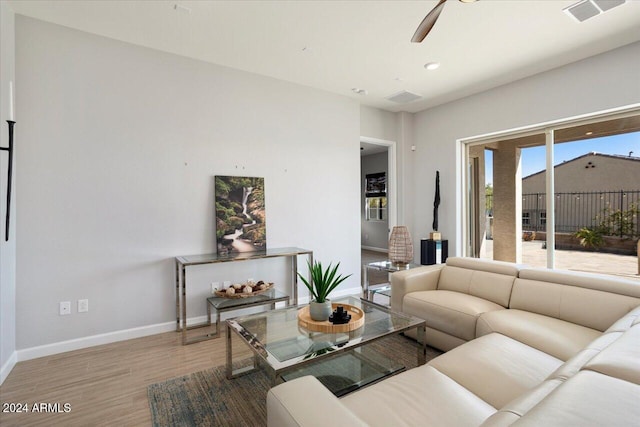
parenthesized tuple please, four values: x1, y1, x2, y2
(424, 62, 440, 71)
(352, 88, 368, 95)
(585, 131, 593, 135)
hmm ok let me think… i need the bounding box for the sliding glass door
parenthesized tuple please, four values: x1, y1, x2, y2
(463, 108, 640, 275)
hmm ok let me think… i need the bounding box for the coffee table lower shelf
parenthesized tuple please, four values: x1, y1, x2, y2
(280, 347, 405, 397)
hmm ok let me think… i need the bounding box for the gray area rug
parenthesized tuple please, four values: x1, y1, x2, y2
(148, 334, 441, 427)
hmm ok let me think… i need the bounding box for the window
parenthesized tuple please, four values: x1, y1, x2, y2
(522, 212, 531, 226)
(540, 211, 547, 227)
(366, 197, 387, 221)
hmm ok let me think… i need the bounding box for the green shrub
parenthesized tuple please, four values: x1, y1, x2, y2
(574, 227, 604, 249)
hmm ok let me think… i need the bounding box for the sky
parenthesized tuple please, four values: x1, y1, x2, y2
(485, 131, 640, 186)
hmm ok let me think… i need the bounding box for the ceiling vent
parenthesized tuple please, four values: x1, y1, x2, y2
(564, 0, 626, 22)
(386, 90, 423, 104)
(592, 0, 626, 11)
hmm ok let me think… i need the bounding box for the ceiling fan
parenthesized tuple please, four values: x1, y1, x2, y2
(411, 0, 478, 43)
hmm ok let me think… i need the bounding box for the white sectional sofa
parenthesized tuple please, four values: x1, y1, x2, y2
(267, 257, 640, 426)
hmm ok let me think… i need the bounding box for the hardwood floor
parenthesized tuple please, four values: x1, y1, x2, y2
(0, 250, 389, 426)
(0, 328, 253, 426)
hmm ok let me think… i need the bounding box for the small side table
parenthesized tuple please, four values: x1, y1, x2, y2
(421, 239, 448, 265)
(207, 288, 290, 339)
(362, 261, 420, 302)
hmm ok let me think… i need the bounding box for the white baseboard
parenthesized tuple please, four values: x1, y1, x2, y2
(16, 320, 179, 362)
(0, 351, 17, 386)
(14, 286, 363, 363)
(361, 246, 388, 253)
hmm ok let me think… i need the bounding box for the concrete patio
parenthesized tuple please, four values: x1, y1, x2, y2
(482, 240, 639, 280)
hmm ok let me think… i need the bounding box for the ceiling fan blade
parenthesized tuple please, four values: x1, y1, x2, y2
(411, 0, 448, 43)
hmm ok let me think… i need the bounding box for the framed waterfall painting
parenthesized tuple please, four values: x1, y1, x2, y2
(215, 176, 266, 254)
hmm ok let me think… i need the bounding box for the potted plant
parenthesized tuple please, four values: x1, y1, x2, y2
(298, 260, 352, 321)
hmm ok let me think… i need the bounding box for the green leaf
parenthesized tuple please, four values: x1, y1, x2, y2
(296, 260, 352, 303)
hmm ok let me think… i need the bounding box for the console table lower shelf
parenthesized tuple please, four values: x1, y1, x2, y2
(206, 289, 290, 339)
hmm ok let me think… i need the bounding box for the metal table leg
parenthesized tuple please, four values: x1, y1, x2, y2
(417, 324, 427, 365)
(226, 321, 259, 379)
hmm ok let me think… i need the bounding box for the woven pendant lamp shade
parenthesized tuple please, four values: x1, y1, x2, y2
(389, 226, 413, 264)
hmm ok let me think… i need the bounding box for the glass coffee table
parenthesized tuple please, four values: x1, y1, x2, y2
(226, 296, 426, 396)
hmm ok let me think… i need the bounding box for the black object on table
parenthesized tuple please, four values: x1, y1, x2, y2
(329, 306, 352, 324)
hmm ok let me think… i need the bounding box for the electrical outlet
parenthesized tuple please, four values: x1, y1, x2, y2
(59, 301, 71, 316)
(211, 282, 220, 294)
(78, 299, 89, 313)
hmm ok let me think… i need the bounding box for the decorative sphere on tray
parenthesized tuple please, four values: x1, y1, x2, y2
(215, 280, 274, 298)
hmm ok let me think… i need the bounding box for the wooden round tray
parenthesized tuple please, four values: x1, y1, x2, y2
(298, 303, 365, 333)
(214, 283, 273, 299)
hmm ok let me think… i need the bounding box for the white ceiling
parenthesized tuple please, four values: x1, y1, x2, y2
(8, 0, 640, 113)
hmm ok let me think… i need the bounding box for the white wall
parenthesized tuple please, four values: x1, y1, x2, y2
(360, 105, 397, 142)
(0, 1, 17, 384)
(15, 16, 361, 352)
(411, 41, 640, 257)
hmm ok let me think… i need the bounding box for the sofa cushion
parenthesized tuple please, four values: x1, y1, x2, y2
(582, 323, 640, 385)
(512, 371, 640, 427)
(512, 272, 640, 332)
(446, 257, 521, 277)
(605, 305, 640, 332)
(390, 265, 444, 311)
(476, 309, 601, 361)
(404, 290, 505, 341)
(428, 333, 563, 409)
(267, 376, 368, 427)
(403, 325, 466, 352)
(481, 317, 640, 426)
(518, 268, 640, 299)
(341, 365, 496, 427)
(547, 332, 623, 381)
(479, 379, 563, 427)
(438, 266, 515, 307)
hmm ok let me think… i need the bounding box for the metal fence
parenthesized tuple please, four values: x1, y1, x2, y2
(486, 190, 640, 236)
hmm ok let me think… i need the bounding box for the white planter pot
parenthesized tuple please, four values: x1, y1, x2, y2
(309, 300, 332, 321)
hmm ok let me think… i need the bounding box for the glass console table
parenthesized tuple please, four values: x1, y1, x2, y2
(362, 260, 420, 301)
(175, 247, 313, 345)
(206, 288, 290, 340)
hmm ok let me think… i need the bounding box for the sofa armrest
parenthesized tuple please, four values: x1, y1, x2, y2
(267, 376, 368, 427)
(390, 264, 445, 312)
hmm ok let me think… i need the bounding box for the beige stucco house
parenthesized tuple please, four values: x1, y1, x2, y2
(522, 152, 640, 233)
